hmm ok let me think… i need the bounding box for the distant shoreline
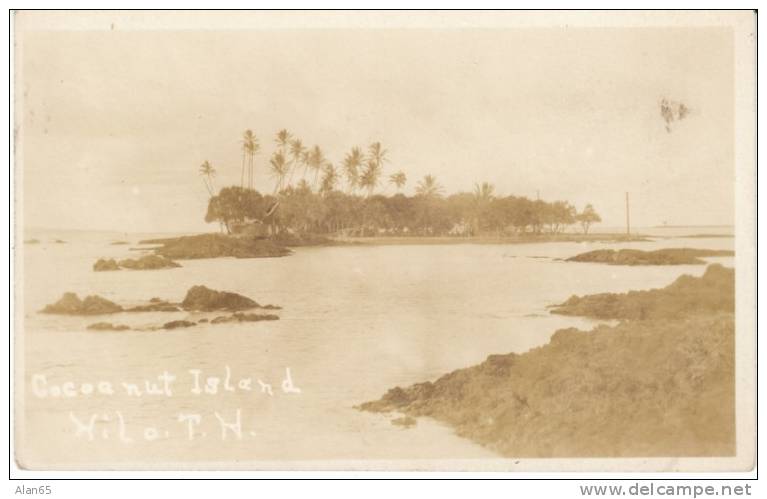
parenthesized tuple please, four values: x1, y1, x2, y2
(130, 232, 654, 255)
(329, 233, 652, 246)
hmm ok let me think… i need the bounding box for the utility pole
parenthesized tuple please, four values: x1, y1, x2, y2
(625, 192, 631, 236)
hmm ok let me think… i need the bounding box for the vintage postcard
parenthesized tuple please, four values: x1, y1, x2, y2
(12, 10, 756, 472)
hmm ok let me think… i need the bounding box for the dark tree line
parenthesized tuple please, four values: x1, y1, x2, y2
(204, 184, 601, 237)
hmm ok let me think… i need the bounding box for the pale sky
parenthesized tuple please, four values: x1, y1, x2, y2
(18, 24, 734, 232)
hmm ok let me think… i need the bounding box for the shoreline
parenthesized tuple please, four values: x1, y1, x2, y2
(328, 233, 652, 246)
(359, 264, 735, 457)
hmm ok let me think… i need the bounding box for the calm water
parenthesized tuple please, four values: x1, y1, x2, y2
(17, 229, 734, 467)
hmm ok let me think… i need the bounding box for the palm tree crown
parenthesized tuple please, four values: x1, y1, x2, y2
(241, 129, 260, 190)
(360, 158, 382, 196)
(269, 151, 289, 193)
(389, 171, 407, 191)
(416, 174, 444, 198)
(320, 163, 340, 194)
(473, 182, 495, 202)
(275, 129, 291, 150)
(342, 147, 364, 193)
(199, 160, 216, 196)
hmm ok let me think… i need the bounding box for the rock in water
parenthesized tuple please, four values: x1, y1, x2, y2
(210, 312, 279, 324)
(93, 255, 181, 271)
(162, 320, 196, 330)
(126, 302, 181, 312)
(87, 322, 130, 331)
(565, 248, 734, 266)
(93, 258, 120, 271)
(181, 285, 258, 311)
(42, 293, 123, 315)
(117, 255, 181, 270)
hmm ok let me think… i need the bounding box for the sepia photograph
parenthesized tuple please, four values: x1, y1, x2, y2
(10, 9, 757, 474)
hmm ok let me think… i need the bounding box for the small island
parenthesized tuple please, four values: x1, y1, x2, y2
(120, 130, 628, 262)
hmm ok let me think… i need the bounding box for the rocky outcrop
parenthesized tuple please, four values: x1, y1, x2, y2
(550, 264, 734, 320)
(162, 320, 196, 330)
(42, 293, 123, 315)
(93, 255, 181, 271)
(139, 233, 292, 259)
(93, 258, 120, 271)
(181, 285, 258, 311)
(360, 264, 736, 457)
(566, 248, 733, 266)
(118, 255, 181, 270)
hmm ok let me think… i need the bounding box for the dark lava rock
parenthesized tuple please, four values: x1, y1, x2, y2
(93, 258, 120, 271)
(550, 263, 734, 320)
(181, 285, 258, 311)
(87, 322, 130, 331)
(139, 233, 292, 260)
(566, 248, 734, 266)
(126, 302, 181, 312)
(210, 312, 279, 324)
(162, 320, 196, 330)
(42, 293, 123, 315)
(118, 254, 181, 270)
(198, 318, 209, 323)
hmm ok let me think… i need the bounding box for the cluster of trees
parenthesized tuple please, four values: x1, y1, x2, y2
(204, 186, 602, 237)
(199, 129, 602, 237)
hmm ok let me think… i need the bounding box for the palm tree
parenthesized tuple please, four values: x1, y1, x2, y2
(368, 142, 388, 169)
(473, 182, 495, 202)
(416, 174, 444, 198)
(287, 138, 306, 187)
(275, 129, 291, 152)
(307, 145, 326, 189)
(269, 151, 289, 193)
(359, 159, 382, 196)
(389, 171, 407, 192)
(198, 160, 216, 197)
(241, 130, 259, 190)
(472, 182, 495, 233)
(359, 142, 387, 196)
(342, 147, 364, 194)
(320, 163, 340, 194)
